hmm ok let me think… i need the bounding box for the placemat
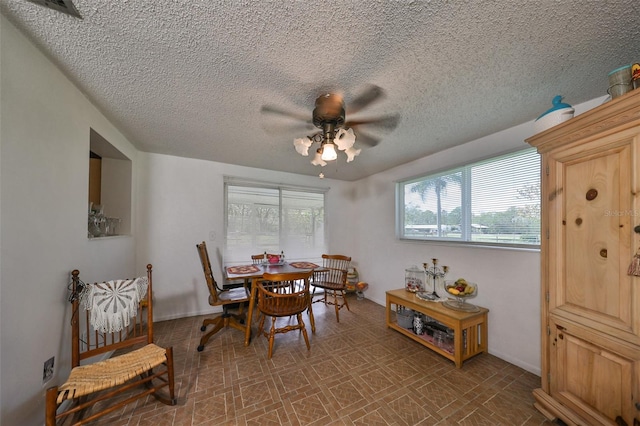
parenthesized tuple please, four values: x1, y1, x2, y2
(289, 262, 320, 269)
(226, 265, 260, 274)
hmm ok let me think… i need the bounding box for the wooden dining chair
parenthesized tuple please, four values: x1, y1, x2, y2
(196, 241, 250, 351)
(312, 254, 352, 322)
(253, 271, 314, 358)
(251, 253, 281, 264)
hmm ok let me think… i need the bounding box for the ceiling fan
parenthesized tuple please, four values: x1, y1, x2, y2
(261, 85, 400, 170)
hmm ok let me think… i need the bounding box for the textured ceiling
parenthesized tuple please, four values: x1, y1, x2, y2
(2, 1, 640, 181)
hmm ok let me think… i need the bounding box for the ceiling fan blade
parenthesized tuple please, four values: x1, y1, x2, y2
(352, 129, 380, 147)
(261, 121, 314, 136)
(346, 85, 385, 115)
(345, 114, 400, 131)
(260, 105, 310, 122)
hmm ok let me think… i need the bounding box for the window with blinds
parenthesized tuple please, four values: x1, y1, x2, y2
(397, 148, 541, 247)
(225, 181, 327, 264)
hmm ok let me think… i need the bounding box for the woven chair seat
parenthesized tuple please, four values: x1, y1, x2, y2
(56, 343, 167, 404)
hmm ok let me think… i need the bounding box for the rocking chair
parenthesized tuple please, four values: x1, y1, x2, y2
(45, 264, 176, 425)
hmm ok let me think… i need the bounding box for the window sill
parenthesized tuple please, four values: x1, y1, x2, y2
(398, 237, 540, 252)
(88, 235, 132, 241)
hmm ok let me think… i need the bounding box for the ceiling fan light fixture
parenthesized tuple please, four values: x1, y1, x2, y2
(275, 87, 397, 174)
(311, 149, 327, 167)
(344, 146, 361, 162)
(320, 142, 337, 161)
(335, 128, 356, 151)
(293, 137, 312, 156)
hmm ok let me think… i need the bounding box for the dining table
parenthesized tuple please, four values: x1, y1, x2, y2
(224, 261, 323, 346)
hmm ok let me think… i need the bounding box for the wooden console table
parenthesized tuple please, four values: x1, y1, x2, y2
(386, 288, 489, 368)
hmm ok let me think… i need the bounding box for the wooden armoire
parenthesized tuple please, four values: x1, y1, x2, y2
(526, 89, 640, 425)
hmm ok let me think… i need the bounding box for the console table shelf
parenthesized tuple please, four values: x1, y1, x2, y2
(386, 289, 489, 368)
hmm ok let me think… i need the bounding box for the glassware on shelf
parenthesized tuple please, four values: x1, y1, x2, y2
(443, 331, 454, 353)
(405, 265, 424, 292)
(88, 202, 121, 237)
(433, 330, 445, 348)
(105, 217, 121, 236)
(88, 213, 100, 238)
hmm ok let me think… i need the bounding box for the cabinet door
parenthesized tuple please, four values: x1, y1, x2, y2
(549, 137, 640, 345)
(547, 134, 640, 423)
(550, 319, 639, 424)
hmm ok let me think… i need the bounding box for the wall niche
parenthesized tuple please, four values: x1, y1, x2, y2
(88, 129, 132, 238)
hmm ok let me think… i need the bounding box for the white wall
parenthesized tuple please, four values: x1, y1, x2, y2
(0, 15, 140, 425)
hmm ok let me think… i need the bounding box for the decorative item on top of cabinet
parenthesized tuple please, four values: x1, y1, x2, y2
(526, 88, 640, 426)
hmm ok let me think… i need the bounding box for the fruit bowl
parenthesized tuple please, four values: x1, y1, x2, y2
(443, 280, 480, 312)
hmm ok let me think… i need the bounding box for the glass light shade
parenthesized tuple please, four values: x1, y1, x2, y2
(321, 143, 337, 161)
(345, 146, 361, 162)
(311, 150, 327, 167)
(293, 137, 312, 156)
(335, 128, 356, 150)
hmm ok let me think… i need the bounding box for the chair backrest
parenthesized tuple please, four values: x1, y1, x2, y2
(70, 264, 154, 368)
(251, 253, 281, 264)
(196, 241, 223, 305)
(256, 271, 313, 316)
(320, 254, 351, 285)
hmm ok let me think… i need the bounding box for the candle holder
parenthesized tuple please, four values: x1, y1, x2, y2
(423, 259, 448, 299)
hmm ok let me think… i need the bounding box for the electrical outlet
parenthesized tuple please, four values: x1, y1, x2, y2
(43, 356, 54, 383)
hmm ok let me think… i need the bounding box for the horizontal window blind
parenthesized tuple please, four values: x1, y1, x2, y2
(225, 182, 326, 265)
(398, 148, 540, 247)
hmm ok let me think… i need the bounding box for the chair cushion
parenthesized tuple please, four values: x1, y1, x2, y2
(56, 343, 167, 403)
(218, 286, 249, 303)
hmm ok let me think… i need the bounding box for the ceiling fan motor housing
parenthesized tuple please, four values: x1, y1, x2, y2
(312, 94, 345, 129)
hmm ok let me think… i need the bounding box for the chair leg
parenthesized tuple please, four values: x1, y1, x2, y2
(298, 313, 310, 351)
(198, 316, 225, 351)
(166, 346, 177, 404)
(45, 386, 58, 426)
(258, 313, 266, 337)
(333, 290, 341, 322)
(268, 317, 276, 359)
(307, 301, 315, 333)
(148, 347, 178, 405)
(341, 289, 350, 312)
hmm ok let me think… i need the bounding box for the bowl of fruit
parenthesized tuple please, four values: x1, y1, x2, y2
(443, 279, 480, 312)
